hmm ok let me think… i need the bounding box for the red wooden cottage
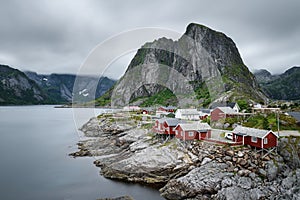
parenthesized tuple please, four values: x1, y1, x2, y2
(157, 106, 176, 113)
(153, 118, 180, 135)
(175, 122, 211, 141)
(211, 107, 238, 122)
(232, 126, 279, 149)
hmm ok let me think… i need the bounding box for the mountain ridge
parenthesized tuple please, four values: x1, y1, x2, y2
(96, 23, 267, 108)
(0, 64, 115, 105)
(0, 64, 47, 105)
(254, 66, 300, 100)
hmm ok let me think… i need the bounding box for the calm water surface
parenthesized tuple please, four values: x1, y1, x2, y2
(0, 105, 163, 200)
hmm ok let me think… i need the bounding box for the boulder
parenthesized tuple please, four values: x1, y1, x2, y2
(201, 157, 212, 166)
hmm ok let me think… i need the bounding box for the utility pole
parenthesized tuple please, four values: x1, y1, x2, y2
(277, 111, 280, 137)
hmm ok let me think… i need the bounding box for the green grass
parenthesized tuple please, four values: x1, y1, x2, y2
(243, 113, 300, 131)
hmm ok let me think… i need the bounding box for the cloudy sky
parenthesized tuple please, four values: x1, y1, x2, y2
(0, 0, 299, 79)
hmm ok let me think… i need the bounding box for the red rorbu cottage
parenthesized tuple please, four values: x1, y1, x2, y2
(210, 107, 238, 122)
(153, 118, 180, 135)
(175, 122, 211, 141)
(232, 126, 278, 149)
(157, 106, 176, 113)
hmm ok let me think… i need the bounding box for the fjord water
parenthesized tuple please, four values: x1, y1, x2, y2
(0, 105, 163, 200)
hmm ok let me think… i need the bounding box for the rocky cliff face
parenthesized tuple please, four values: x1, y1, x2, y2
(254, 67, 300, 100)
(0, 65, 46, 105)
(108, 23, 267, 107)
(25, 71, 115, 103)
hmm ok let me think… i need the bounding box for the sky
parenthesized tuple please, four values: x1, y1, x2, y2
(0, 0, 300, 79)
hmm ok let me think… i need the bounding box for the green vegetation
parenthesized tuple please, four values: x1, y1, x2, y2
(94, 86, 114, 106)
(166, 113, 175, 118)
(194, 82, 211, 107)
(243, 113, 300, 131)
(236, 99, 250, 112)
(141, 123, 154, 129)
(138, 88, 178, 107)
(202, 116, 211, 124)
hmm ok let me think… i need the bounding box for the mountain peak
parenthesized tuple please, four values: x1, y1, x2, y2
(100, 24, 267, 107)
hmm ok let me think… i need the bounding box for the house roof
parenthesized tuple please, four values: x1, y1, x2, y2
(216, 107, 238, 114)
(176, 109, 199, 115)
(233, 126, 278, 138)
(176, 122, 211, 131)
(211, 102, 239, 109)
(164, 118, 180, 126)
(157, 118, 180, 126)
(227, 102, 238, 109)
(160, 106, 176, 110)
(199, 109, 211, 114)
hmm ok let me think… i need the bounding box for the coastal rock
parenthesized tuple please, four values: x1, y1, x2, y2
(278, 137, 300, 169)
(214, 186, 249, 200)
(100, 142, 191, 184)
(97, 196, 134, 200)
(201, 157, 212, 165)
(160, 162, 231, 199)
(73, 113, 300, 200)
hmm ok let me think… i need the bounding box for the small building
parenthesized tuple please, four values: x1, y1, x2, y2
(211, 102, 240, 113)
(210, 107, 238, 122)
(175, 109, 199, 120)
(157, 106, 176, 113)
(232, 126, 279, 149)
(227, 102, 240, 113)
(175, 122, 211, 140)
(141, 108, 154, 115)
(153, 118, 180, 135)
(123, 106, 141, 112)
(252, 107, 280, 114)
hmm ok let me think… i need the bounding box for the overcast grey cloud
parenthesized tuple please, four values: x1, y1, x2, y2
(0, 0, 299, 79)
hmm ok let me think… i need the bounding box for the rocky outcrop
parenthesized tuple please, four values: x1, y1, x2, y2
(278, 136, 300, 169)
(70, 112, 195, 185)
(160, 137, 300, 199)
(97, 196, 134, 200)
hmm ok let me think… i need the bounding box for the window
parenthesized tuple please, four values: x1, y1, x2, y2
(175, 130, 178, 135)
(264, 138, 268, 144)
(181, 132, 183, 137)
(188, 131, 194, 137)
(251, 136, 257, 143)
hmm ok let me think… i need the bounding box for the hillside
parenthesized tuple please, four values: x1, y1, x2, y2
(254, 67, 300, 100)
(0, 65, 46, 105)
(96, 23, 267, 108)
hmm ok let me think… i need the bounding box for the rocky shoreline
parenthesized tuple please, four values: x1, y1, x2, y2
(70, 112, 300, 199)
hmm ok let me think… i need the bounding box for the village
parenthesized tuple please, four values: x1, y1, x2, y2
(121, 103, 300, 157)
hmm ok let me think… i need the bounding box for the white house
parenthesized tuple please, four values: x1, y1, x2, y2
(123, 106, 141, 112)
(175, 109, 199, 120)
(231, 103, 240, 113)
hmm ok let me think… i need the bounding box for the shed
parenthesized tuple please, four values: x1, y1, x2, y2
(232, 126, 278, 149)
(175, 122, 211, 140)
(175, 109, 199, 120)
(210, 107, 238, 121)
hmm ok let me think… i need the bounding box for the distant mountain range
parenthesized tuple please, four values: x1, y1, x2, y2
(0, 65, 46, 105)
(0, 64, 115, 105)
(96, 23, 267, 108)
(254, 67, 300, 100)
